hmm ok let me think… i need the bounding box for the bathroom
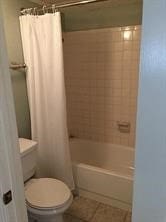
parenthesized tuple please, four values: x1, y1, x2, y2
(0, 0, 148, 222)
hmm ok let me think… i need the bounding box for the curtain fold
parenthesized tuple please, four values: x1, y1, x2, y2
(19, 12, 74, 189)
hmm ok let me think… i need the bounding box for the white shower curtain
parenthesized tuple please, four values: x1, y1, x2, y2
(19, 13, 74, 189)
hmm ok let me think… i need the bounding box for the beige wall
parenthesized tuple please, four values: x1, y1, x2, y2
(64, 25, 141, 147)
(2, 0, 38, 62)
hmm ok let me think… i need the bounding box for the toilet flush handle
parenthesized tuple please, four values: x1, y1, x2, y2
(3, 190, 12, 205)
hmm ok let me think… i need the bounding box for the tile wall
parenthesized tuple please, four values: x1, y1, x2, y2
(64, 25, 141, 147)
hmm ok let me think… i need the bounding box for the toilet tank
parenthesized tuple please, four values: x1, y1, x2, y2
(19, 138, 37, 182)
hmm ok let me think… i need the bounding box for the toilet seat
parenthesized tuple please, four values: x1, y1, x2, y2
(25, 178, 72, 211)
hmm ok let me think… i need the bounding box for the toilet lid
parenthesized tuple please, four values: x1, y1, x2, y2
(25, 178, 71, 210)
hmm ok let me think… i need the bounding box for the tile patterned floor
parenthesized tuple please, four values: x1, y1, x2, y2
(64, 196, 132, 222)
(64, 214, 85, 222)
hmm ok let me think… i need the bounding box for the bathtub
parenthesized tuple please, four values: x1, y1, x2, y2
(69, 139, 134, 211)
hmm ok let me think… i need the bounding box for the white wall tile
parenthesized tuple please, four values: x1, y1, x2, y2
(64, 26, 141, 147)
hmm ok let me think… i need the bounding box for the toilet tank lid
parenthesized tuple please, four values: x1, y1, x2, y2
(19, 138, 37, 157)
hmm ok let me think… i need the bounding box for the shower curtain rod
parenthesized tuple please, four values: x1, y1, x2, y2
(21, 0, 109, 14)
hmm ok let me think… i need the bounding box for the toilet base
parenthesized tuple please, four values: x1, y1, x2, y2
(28, 211, 64, 222)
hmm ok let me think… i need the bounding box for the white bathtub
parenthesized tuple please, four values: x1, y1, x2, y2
(70, 139, 134, 211)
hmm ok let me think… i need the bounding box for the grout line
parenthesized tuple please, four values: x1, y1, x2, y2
(66, 197, 101, 222)
(65, 213, 88, 222)
(88, 202, 101, 222)
(67, 196, 130, 222)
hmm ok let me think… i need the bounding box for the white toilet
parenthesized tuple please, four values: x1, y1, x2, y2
(19, 138, 73, 222)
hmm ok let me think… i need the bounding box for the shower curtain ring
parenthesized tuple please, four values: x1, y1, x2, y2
(22, 9, 26, 15)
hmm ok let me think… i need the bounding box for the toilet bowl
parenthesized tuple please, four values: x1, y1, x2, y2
(25, 178, 73, 222)
(19, 138, 73, 222)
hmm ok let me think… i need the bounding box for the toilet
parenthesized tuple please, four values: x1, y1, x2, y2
(19, 138, 73, 222)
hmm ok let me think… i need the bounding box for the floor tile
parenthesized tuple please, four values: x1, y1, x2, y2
(125, 212, 132, 222)
(91, 203, 127, 222)
(67, 196, 99, 221)
(64, 214, 85, 222)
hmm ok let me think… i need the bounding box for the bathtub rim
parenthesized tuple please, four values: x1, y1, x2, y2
(73, 161, 134, 181)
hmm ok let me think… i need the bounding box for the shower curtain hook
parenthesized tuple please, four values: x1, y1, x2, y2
(52, 4, 56, 14)
(28, 8, 32, 15)
(43, 5, 46, 14)
(33, 7, 37, 16)
(30, 8, 33, 15)
(24, 9, 27, 15)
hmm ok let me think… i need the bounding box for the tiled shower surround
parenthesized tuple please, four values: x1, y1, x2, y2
(64, 25, 141, 147)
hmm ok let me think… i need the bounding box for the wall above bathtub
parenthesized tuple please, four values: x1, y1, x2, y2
(30, 0, 143, 31)
(64, 25, 141, 147)
(61, 0, 143, 31)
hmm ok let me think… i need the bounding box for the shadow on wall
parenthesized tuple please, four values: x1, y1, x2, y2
(1, 0, 38, 138)
(11, 70, 31, 139)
